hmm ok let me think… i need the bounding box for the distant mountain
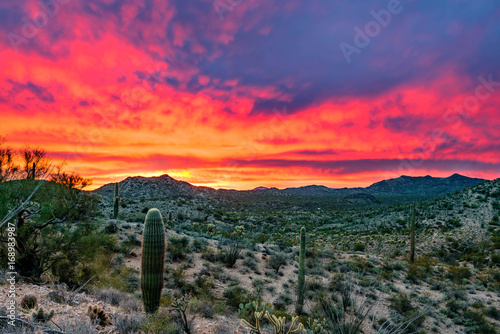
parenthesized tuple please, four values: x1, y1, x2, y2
(93, 173, 487, 199)
(282, 185, 362, 196)
(364, 174, 486, 196)
(281, 174, 485, 197)
(93, 174, 214, 199)
(252, 186, 270, 191)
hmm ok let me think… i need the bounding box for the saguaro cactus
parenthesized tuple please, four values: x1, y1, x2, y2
(31, 163, 36, 180)
(410, 202, 416, 263)
(141, 208, 166, 313)
(295, 226, 306, 315)
(113, 183, 119, 219)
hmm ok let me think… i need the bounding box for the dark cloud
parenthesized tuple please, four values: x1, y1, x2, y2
(7, 80, 54, 103)
(229, 158, 500, 175)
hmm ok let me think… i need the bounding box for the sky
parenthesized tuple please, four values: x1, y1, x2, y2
(0, 0, 499, 190)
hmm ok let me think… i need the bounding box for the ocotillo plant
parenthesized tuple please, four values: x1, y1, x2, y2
(113, 183, 119, 219)
(295, 226, 306, 315)
(141, 208, 166, 313)
(410, 202, 416, 263)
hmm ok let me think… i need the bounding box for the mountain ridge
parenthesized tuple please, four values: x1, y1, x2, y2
(92, 173, 487, 199)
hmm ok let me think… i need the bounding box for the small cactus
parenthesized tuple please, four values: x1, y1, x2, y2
(87, 304, 112, 327)
(113, 182, 120, 219)
(141, 208, 166, 313)
(21, 294, 37, 309)
(295, 226, 306, 315)
(32, 308, 54, 323)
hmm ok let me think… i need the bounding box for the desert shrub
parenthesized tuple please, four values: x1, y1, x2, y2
(120, 297, 142, 313)
(389, 292, 426, 331)
(201, 248, 218, 263)
(252, 278, 265, 297)
(306, 278, 325, 295)
(406, 256, 437, 283)
(460, 309, 496, 334)
(192, 238, 208, 252)
(269, 252, 288, 273)
(213, 323, 233, 334)
(391, 248, 403, 258)
(243, 256, 259, 272)
(266, 269, 279, 279)
(120, 234, 141, 254)
(390, 292, 413, 315)
(140, 311, 182, 333)
(213, 300, 229, 315)
(308, 258, 326, 276)
(194, 273, 215, 298)
(446, 299, 466, 314)
(47, 288, 67, 303)
(167, 236, 191, 261)
(484, 306, 500, 320)
(223, 283, 252, 309)
(189, 298, 214, 318)
(98, 288, 128, 306)
(445, 288, 468, 301)
(490, 253, 500, 264)
(219, 243, 242, 268)
(105, 222, 119, 234)
(59, 319, 96, 334)
(113, 312, 146, 334)
(353, 242, 366, 252)
(124, 272, 140, 293)
(273, 293, 293, 310)
(446, 265, 472, 284)
(165, 265, 187, 290)
(313, 291, 373, 334)
(20, 294, 37, 309)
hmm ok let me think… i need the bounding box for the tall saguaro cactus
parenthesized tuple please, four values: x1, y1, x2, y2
(113, 183, 119, 219)
(141, 208, 166, 313)
(296, 226, 306, 315)
(410, 202, 416, 263)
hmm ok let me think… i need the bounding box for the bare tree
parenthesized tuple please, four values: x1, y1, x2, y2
(0, 136, 19, 182)
(21, 145, 50, 180)
(50, 165, 92, 190)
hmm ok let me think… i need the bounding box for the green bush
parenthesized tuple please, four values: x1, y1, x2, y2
(353, 242, 365, 252)
(223, 284, 252, 309)
(446, 265, 472, 284)
(166, 236, 191, 261)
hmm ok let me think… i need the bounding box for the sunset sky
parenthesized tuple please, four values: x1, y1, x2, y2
(1, 0, 499, 190)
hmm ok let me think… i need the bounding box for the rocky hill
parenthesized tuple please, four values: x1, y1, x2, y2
(93, 174, 214, 199)
(364, 173, 486, 195)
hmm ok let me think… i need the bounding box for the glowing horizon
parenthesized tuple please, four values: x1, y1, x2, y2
(1, 1, 499, 191)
